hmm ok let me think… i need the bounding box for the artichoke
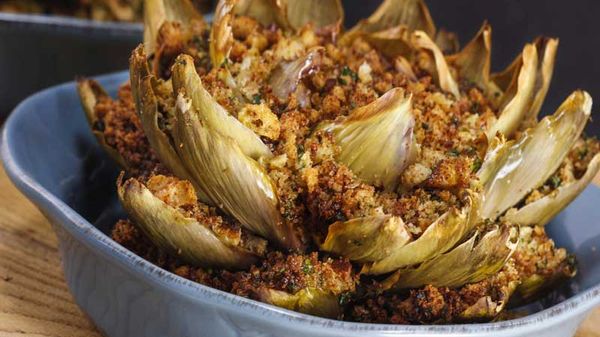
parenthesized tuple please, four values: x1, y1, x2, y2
(78, 0, 599, 324)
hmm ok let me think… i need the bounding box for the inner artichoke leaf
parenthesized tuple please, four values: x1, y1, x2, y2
(364, 191, 481, 275)
(257, 287, 341, 318)
(518, 37, 559, 131)
(491, 49, 522, 94)
(504, 153, 600, 227)
(486, 44, 538, 139)
(129, 47, 212, 203)
(171, 54, 272, 160)
(479, 90, 593, 220)
(343, 0, 435, 44)
(321, 215, 411, 263)
(363, 25, 414, 60)
(412, 31, 460, 98)
(321, 88, 416, 191)
(77, 79, 128, 169)
(233, 0, 288, 29)
(446, 22, 501, 99)
(210, 0, 235, 67)
(172, 93, 302, 250)
(283, 0, 344, 32)
(382, 225, 518, 290)
(117, 175, 262, 269)
(269, 47, 324, 102)
(143, 0, 203, 55)
(460, 277, 518, 322)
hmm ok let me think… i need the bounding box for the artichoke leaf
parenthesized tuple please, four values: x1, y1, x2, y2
(171, 54, 272, 160)
(129, 47, 212, 202)
(172, 93, 302, 250)
(77, 79, 128, 168)
(490, 38, 559, 123)
(321, 215, 411, 263)
(233, 0, 288, 29)
(446, 22, 501, 98)
(491, 50, 522, 94)
(479, 91, 593, 220)
(486, 43, 538, 139)
(460, 278, 518, 321)
(210, 0, 235, 67)
(282, 0, 344, 32)
(394, 56, 417, 81)
(504, 153, 600, 226)
(364, 192, 481, 275)
(102, 0, 137, 21)
(321, 88, 416, 191)
(381, 225, 518, 290)
(117, 175, 261, 269)
(343, 0, 435, 44)
(258, 287, 341, 318)
(518, 37, 559, 130)
(363, 25, 414, 60)
(143, 0, 203, 55)
(412, 31, 460, 98)
(269, 47, 324, 102)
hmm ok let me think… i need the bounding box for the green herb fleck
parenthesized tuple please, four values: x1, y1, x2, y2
(471, 157, 482, 172)
(302, 259, 313, 274)
(252, 94, 262, 104)
(448, 148, 460, 157)
(340, 66, 358, 82)
(339, 292, 352, 305)
(550, 175, 562, 189)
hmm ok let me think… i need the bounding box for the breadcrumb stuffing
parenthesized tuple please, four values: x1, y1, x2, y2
(93, 84, 165, 177)
(96, 9, 590, 325)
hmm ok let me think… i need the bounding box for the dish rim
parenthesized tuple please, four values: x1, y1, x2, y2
(0, 12, 142, 37)
(2, 71, 600, 336)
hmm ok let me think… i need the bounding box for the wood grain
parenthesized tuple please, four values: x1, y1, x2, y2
(0, 164, 598, 336)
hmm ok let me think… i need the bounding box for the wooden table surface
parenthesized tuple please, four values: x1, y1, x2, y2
(0, 164, 599, 336)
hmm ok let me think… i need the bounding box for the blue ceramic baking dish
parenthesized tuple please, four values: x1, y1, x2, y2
(2, 72, 600, 337)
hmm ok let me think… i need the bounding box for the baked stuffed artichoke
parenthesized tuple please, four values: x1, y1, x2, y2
(77, 0, 599, 324)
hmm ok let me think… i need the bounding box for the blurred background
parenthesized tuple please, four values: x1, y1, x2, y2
(1, 0, 598, 136)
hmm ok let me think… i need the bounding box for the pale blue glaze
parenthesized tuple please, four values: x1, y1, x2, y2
(2, 72, 600, 337)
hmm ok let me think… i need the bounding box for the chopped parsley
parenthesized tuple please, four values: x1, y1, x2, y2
(448, 148, 460, 157)
(338, 292, 352, 305)
(471, 157, 482, 172)
(550, 175, 562, 189)
(302, 259, 313, 274)
(339, 66, 358, 84)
